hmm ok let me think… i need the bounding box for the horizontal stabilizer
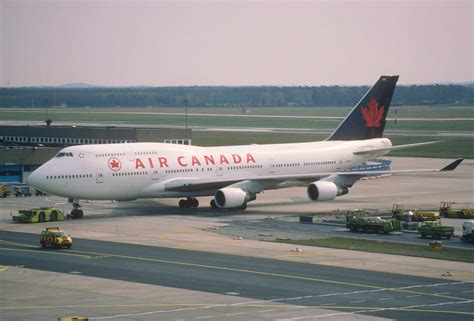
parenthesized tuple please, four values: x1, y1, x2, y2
(353, 141, 442, 155)
(440, 158, 464, 171)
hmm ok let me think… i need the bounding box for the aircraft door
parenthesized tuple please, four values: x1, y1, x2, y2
(216, 166, 223, 177)
(268, 158, 276, 174)
(96, 169, 104, 183)
(151, 169, 159, 180)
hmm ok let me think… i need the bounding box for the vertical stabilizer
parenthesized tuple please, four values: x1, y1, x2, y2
(327, 75, 399, 141)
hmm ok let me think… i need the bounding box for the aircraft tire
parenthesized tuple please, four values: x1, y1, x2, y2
(191, 199, 199, 208)
(210, 199, 218, 209)
(240, 202, 247, 211)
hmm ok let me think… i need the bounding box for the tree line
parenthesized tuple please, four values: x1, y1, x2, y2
(0, 84, 472, 108)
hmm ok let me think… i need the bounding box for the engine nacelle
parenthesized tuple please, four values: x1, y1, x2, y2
(307, 181, 348, 202)
(214, 187, 255, 209)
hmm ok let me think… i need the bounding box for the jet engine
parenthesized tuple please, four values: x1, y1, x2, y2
(307, 181, 348, 202)
(214, 187, 256, 209)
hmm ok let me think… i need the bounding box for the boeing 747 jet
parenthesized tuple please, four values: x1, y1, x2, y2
(28, 76, 463, 218)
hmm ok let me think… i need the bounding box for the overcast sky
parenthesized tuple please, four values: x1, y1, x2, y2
(1, 0, 472, 87)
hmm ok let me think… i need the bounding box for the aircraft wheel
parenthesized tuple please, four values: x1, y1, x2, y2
(240, 202, 247, 211)
(179, 199, 188, 208)
(71, 209, 84, 219)
(210, 199, 218, 209)
(191, 198, 199, 208)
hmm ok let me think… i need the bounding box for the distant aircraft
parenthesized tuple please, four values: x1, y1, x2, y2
(28, 76, 463, 218)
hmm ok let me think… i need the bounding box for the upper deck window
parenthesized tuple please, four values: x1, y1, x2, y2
(55, 152, 74, 158)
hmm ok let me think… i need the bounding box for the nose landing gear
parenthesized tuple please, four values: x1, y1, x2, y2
(69, 200, 84, 219)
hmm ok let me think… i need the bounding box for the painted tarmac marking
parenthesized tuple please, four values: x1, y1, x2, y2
(462, 290, 474, 293)
(277, 300, 474, 320)
(0, 303, 293, 311)
(0, 240, 37, 248)
(349, 300, 365, 303)
(378, 297, 393, 301)
(0, 247, 94, 259)
(1, 242, 473, 303)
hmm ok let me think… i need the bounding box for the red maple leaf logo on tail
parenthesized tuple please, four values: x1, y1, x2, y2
(361, 98, 385, 128)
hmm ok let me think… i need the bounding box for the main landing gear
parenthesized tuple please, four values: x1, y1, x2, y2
(69, 200, 84, 219)
(179, 197, 199, 208)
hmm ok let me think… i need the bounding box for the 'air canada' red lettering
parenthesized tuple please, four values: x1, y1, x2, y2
(177, 156, 187, 167)
(135, 159, 145, 169)
(232, 154, 242, 163)
(204, 155, 215, 165)
(246, 153, 256, 163)
(134, 153, 257, 169)
(191, 156, 201, 166)
(219, 155, 229, 165)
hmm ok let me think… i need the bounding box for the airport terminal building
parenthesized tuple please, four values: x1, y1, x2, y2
(0, 125, 192, 183)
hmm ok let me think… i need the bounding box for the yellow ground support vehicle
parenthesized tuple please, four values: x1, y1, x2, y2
(0, 184, 10, 198)
(439, 202, 474, 219)
(40, 227, 72, 249)
(392, 204, 439, 221)
(12, 208, 65, 223)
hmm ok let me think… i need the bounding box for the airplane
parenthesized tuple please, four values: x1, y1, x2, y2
(28, 75, 463, 218)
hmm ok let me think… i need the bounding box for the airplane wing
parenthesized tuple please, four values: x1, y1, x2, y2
(162, 158, 463, 193)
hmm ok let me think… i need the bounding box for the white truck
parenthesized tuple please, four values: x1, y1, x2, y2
(462, 221, 474, 243)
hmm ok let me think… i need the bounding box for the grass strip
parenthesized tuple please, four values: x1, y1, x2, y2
(276, 237, 474, 263)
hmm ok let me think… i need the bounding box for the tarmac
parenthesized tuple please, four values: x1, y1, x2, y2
(0, 157, 473, 320)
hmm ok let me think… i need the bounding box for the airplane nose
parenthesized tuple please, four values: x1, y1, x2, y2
(28, 169, 41, 188)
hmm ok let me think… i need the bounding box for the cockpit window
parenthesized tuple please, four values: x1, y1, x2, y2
(55, 152, 74, 158)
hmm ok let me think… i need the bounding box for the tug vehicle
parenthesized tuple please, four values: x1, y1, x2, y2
(12, 208, 65, 223)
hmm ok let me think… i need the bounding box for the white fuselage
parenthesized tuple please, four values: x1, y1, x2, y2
(28, 138, 392, 200)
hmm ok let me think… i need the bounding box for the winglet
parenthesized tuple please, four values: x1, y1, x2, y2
(440, 158, 464, 171)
